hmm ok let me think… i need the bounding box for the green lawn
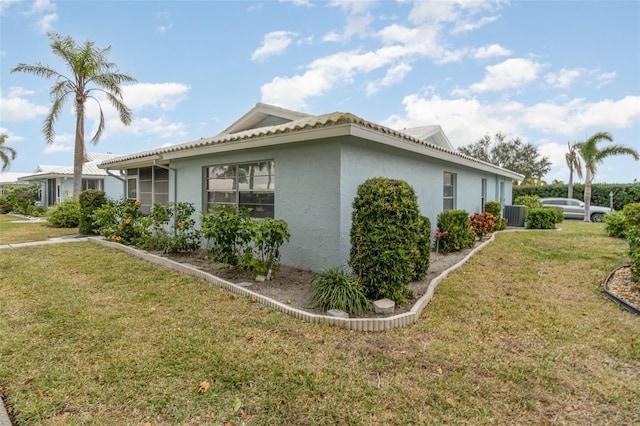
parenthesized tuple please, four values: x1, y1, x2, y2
(0, 214, 78, 245)
(0, 222, 638, 425)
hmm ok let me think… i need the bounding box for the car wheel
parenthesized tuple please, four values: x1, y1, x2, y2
(591, 213, 604, 222)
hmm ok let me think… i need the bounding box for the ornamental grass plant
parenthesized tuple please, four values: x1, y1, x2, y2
(310, 268, 372, 315)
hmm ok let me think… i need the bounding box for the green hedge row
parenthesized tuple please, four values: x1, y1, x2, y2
(513, 183, 640, 211)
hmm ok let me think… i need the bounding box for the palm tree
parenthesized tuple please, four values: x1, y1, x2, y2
(0, 133, 17, 172)
(11, 33, 136, 198)
(565, 141, 583, 199)
(576, 131, 639, 222)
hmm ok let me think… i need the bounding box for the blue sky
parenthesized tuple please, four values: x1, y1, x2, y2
(1, 0, 639, 184)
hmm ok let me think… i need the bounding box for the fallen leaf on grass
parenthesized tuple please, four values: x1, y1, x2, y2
(198, 381, 211, 393)
(241, 413, 252, 419)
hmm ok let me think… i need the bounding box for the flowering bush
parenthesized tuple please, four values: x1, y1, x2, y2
(92, 199, 146, 245)
(469, 212, 495, 239)
(142, 202, 201, 253)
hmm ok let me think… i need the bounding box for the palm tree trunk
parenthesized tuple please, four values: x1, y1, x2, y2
(73, 101, 85, 199)
(567, 169, 574, 199)
(583, 169, 592, 222)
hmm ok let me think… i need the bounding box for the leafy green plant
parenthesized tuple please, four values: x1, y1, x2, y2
(484, 201, 507, 231)
(0, 195, 9, 214)
(513, 182, 640, 211)
(245, 217, 290, 276)
(436, 210, 476, 252)
(525, 208, 556, 229)
(627, 228, 640, 283)
(47, 199, 81, 228)
(27, 205, 46, 217)
(547, 206, 564, 224)
(167, 202, 201, 253)
(201, 205, 253, 266)
(604, 211, 627, 238)
(92, 199, 146, 245)
(412, 215, 431, 281)
(622, 202, 640, 230)
(513, 195, 542, 209)
(469, 212, 495, 239)
(349, 177, 422, 304)
(79, 189, 107, 235)
(4, 184, 39, 214)
(311, 268, 372, 315)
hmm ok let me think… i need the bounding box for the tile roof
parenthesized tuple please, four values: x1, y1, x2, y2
(98, 110, 522, 179)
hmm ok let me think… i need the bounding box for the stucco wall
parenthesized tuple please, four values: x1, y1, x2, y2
(168, 136, 515, 272)
(170, 140, 342, 271)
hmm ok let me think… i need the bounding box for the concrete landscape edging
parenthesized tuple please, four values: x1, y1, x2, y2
(90, 234, 498, 332)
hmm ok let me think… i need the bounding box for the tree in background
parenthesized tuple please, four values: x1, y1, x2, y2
(458, 133, 551, 184)
(576, 131, 639, 222)
(565, 141, 583, 199)
(0, 133, 17, 172)
(11, 33, 136, 198)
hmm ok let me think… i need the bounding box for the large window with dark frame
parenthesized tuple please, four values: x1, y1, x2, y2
(205, 160, 275, 218)
(443, 171, 456, 211)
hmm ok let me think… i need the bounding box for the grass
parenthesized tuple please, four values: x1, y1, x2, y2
(0, 214, 79, 245)
(0, 221, 639, 425)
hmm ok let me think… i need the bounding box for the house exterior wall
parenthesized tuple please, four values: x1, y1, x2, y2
(337, 137, 513, 270)
(169, 139, 342, 271)
(104, 175, 125, 200)
(159, 136, 515, 272)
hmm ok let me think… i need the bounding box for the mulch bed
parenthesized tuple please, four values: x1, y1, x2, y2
(604, 266, 640, 314)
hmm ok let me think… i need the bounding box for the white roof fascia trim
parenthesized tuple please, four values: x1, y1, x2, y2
(350, 126, 524, 180)
(97, 155, 163, 170)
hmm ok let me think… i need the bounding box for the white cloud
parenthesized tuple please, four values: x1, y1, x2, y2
(0, 0, 21, 15)
(252, 31, 296, 62)
(451, 15, 500, 35)
(545, 68, 584, 89)
(366, 63, 412, 95)
(279, 0, 314, 7)
(35, 12, 57, 33)
(384, 93, 640, 149)
(0, 87, 49, 122)
(473, 43, 511, 60)
(325, 0, 375, 41)
(594, 71, 617, 87)
(25, 0, 55, 15)
(122, 83, 190, 111)
(470, 58, 544, 93)
(0, 50, 6, 56)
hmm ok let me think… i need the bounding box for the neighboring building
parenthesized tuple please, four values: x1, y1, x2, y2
(19, 153, 125, 206)
(100, 103, 522, 271)
(0, 172, 29, 195)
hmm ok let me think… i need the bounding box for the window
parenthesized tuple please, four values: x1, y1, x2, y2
(481, 178, 487, 212)
(206, 160, 275, 218)
(126, 166, 169, 213)
(82, 179, 104, 191)
(443, 172, 456, 211)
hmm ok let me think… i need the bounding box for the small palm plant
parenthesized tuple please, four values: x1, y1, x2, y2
(311, 268, 372, 316)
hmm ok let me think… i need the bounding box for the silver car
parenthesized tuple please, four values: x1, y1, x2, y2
(540, 197, 611, 222)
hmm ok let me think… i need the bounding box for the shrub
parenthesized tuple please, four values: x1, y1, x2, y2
(513, 183, 640, 212)
(0, 195, 9, 214)
(604, 211, 627, 238)
(469, 212, 495, 239)
(627, 229, 640, 283)
(4, 184, 39, 214)
(525, 208, 557, 229)
(79, 190, 107, 235)
(311, 268, 372, 315)
(168, 202, 201, 253)
(513, 195, 542, 209)
(622, 202, 640, 230)
(27, 205, 46, 217)
(245, 217, 290, 276)
(92, 199, 146, 245)
(349, 177, 422, 304)
(436, 209, 476, 252)
(47, 199, 81, 228)
(201, 205, 253, 266)
(484, 201, 507, 231)
(412, 215, 431, 281)
(547, 206, 564, 224)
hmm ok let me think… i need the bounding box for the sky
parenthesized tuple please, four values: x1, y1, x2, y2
(1, 0, 639, 184)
